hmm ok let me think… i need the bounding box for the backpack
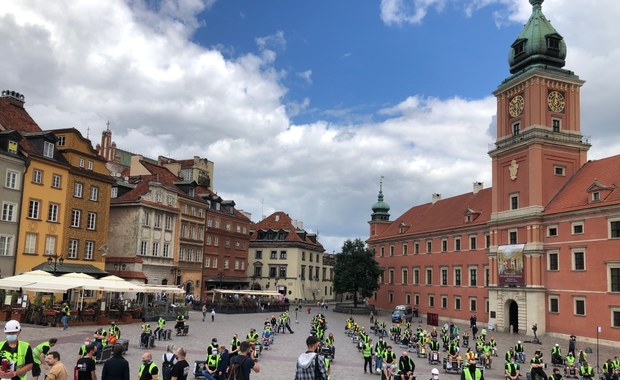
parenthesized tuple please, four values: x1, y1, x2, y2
(162, 353, 176, 380)
(227, 356, 249, 380)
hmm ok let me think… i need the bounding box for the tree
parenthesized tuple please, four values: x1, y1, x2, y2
(333, 238, 381, 307)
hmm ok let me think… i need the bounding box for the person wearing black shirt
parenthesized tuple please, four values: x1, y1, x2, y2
(101, 345, 129, 380)
(461, 358, 484, 380)
(229, 341, 260, 380)
(398, 351, 415, 380)
(170, 347, 189, 380)
(76, 343, 97, 380)
(216, 346, 230, 380)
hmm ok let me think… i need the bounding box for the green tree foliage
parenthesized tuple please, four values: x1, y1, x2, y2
(333, 238, 381, 307)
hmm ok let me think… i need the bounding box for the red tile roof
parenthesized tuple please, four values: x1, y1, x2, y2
(0, 97, 42, 133)
(372, 188, 492, 240)
(251, 211, 324, 249)
(545, 154, 620, 214)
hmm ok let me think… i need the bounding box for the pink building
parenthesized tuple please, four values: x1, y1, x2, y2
(368, 0, 620, 344)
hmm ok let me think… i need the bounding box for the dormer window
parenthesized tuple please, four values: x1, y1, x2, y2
(43, 141, 54, 158)
(592, 192, 601, 202)
(514, 41, 525, 56)
(547, 36, 560, 50)
(57, 136, 65, 146)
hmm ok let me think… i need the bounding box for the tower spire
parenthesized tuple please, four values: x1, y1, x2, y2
(371, 176, 390, 221)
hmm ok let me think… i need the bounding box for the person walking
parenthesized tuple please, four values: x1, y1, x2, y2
(138, 352, 159, 380)
(211, 309, 215, 322)
(102, 345, 130, 380)
(229, 341, 259, 380)
(294, 336, 328, 380)
(202, 305, 207, 322)
(32, 337, 57, 380)
(61, 303, 71, 331)
(0, 320, 34, 380)
(44, 351, 68, 380)
(75, 343, 97, 380)
(170, 347, 189, 380)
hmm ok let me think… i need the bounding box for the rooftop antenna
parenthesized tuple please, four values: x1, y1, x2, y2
(380, 175, 384, 192)
(106, 121, 111, 131)
(86, 126, 90, 139)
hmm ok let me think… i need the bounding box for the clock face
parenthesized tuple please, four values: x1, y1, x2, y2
(548, 91, 565, 113)
(509, 95, 525, 118)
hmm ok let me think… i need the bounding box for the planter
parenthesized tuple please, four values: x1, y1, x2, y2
(11, 310, 24, 322)
(121, 314, 133, 323)
(0, 310, 10, 322)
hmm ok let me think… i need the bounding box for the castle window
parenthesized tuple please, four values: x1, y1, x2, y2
(552, 118, 561, 132)
(514, 41, 525, 55)
(441, 296, 448, 309)
(549, 296, 559, 313)
(554, 166, 565, 176)
(611, 220, 620, 238)
(512, 122, 520, 136)
(572, 221, 584, 235)
(573, 297, 586, 316)
(547, 251, 559, 271)
(547, 226, 558, 237)
(592, 192, 601, 202)
(510, 193, 519, 210)
(509, 230, 518, 244)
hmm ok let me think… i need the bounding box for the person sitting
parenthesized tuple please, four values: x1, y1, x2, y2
(482, 342, 492, 368)
(154, 316, 166, 340)
(530, 351, 547, 380)
(201, 350, 220, 380)
(506, 347, 516, 364)
(505, 356, 520, 380)
(140, 321, 152, 348)
(108, 321, 121, 340)
(448, 341, 461, 369)
(552, 344, 563, 366)
(399, 351, 415, 380)
(174, 313, 186, 335)
(382, 346, 397, 380)
(515, 341, 525, 363)
(580, 361, 594, 380)
(93, 328, 107, 359)
(550, 367, 563, 380)
(565, 352, 576, 374)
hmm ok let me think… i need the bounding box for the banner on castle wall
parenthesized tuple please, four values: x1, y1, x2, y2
(497, 244, 525, 286)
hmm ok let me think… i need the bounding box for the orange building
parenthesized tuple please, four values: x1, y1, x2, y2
(368, 0, 620, 344)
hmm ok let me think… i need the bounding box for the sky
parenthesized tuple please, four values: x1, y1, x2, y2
(2, 0, 620, 254)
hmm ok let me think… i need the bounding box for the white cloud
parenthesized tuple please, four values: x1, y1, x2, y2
(380, 0, 447, 26)
(1, 0, 620, 254)
(297, 70, 313, 85)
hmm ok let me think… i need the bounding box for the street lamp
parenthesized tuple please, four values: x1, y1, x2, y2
(47, 255, 64, 276)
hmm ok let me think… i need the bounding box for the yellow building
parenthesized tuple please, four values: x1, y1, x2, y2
(51, 128, 115, 276)
(15, 131, 71, 274)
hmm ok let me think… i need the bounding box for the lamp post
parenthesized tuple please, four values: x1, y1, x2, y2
(47, 255, 64, 276)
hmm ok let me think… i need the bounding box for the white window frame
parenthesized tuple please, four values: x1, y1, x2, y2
(79, 158, 85, 168)
(610, 218, 620, 239)
(547, 250, 559, 271)
(73, 182, 83, 198)
(403, 243, 408, 256)
(441, 296, 448, 309)
(1, 202, 17, 222)
(0, 235, 14, 256)
(440, 267, 448, 286)
(454, 237, 461, 251)
(428, 294, 435, 308)
(152, 242, 160, 257)
(547, 225, 558, 237)
(611, 308, 620, 328)
(24, 233, 37, 254)
(140, 241, 148, 255)
(554, 165, 565, 176)
(163, 243, 171, 258)
(87, 161, 93, 170)
(549, 295, 559, 313)
(68, 239, 78, 259)
(413, 267, 420, 285)
(89, 187, 99, 201)
(606, 262, 620, 293)
(509, 229, 518, 245)
(48, 203, 59, 222)
(571, 221, 584, 235)
(454, 267, 462, 286)
(71, 209, 81, 228)
(85, 241, 94, 260)
(469, 266, 477, 287)
(571, 248, 586, 271)
(510, 193, 519, 210)
(28, 200, 40, 219)
(32, 169, 43, 184)
(43, 141, 54, 158)
(87, 212, 97, 230)
(425, 267, 433, 285)
(469, 297, 477, 312)
(5, 170, 19, 189)
(573, 297, 586, 316)
(401, 268, 408, 285)
(469, 235, 477, 250)
(454, 296, 461, 310)
(51, 174, 61, 189)
(44, 235, 56, 256)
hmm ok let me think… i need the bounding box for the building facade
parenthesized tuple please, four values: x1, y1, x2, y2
(368, 0, 620, 344)
(0, 130, 27, 276)
(248, 212, 334, 301)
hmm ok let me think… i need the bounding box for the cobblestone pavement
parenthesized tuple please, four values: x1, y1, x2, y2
(4, 307, 619, 380)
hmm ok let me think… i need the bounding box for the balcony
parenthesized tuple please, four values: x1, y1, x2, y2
(489, 128, 590, 154)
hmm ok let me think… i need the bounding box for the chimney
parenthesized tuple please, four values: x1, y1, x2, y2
(432, 193, 442, 204)
(473, 181, 484, 194)
(1, 90, 25, 108)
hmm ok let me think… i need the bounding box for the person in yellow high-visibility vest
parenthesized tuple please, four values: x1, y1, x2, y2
(460, 357, 484, 380)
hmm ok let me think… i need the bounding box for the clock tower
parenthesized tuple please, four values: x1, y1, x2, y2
(487, 0, 591, 334)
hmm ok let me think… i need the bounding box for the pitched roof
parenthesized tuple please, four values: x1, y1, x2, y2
(372, 187, 492, 240)
(251, 211, 324, 250)
(545, 154, 620, 214)
(0, 97, 42, 133)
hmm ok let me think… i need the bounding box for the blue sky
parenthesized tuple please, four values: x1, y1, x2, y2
(2, 0, 620, 254)
(196, 0, 520, 125)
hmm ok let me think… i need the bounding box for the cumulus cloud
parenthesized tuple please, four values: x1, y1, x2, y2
(380, 0, 447, 26)
(1, 0, 619, 254)
(297, 70, 313, 85)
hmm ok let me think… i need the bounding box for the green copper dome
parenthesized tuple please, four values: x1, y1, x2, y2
(508, 0, 567, 74)
(371, 180, 390, 221)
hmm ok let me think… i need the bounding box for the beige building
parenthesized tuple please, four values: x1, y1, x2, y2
(248, 212, 334, 302)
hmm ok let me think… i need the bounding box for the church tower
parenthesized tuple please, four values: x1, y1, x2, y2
(369, 177, 391, 238)
(487, 0, 590, 334)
